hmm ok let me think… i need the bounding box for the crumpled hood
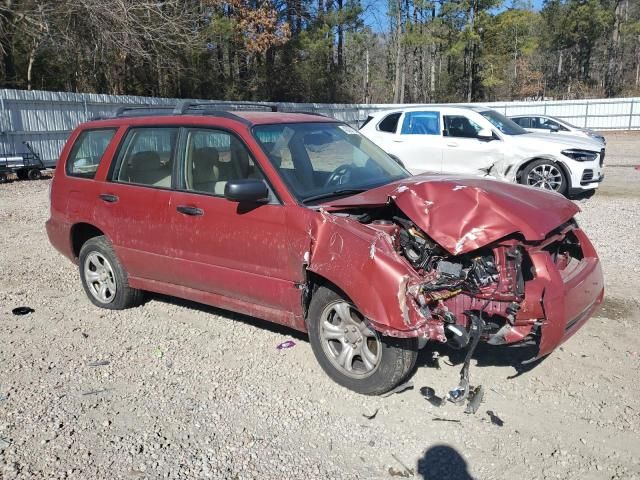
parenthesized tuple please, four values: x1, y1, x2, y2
(515, 132, 602, 151)
(322, 175, 579, 255)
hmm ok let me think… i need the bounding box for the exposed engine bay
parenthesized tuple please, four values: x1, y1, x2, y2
(303, 176, 603, 402)
(345, 207, 544, 408)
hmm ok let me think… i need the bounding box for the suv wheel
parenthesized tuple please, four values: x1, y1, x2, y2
(308, 286, 418, 395)
(79, 236, 143, 309)
(520, 159, 567, 194)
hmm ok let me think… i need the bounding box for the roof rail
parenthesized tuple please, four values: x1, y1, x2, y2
(91, 101, 279, 121)
(174, 100, 278, 114)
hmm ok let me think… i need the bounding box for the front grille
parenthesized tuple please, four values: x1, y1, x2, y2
(581, 170, 594, 182)
(600, 148, 605, 166)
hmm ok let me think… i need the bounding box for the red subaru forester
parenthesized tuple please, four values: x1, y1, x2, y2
(47, 103, 604, 398)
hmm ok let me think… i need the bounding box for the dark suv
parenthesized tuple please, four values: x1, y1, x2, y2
(47, 103, 604, 397)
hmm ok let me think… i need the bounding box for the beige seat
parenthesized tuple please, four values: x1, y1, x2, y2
(124, 151, 171, 187)
(192, 147, 220, 193)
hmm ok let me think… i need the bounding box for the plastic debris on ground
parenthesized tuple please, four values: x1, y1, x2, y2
(276, 340, 296, 350)
(12, 306, 35, 316)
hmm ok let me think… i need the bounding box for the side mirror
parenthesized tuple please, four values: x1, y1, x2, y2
(549, 125, 560, 132)
(224, 179, 269, 203)
(477, 129, 494, 141)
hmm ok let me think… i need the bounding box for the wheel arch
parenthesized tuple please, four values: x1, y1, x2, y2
(302, 269, 353, 321)
(70, 223, 105, 259)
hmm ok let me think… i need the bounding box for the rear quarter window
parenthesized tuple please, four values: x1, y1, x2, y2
(66, 129, 117, 178)
(377, 113, 401, 133)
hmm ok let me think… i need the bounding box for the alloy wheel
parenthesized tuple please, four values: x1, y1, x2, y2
(319, 301, 382, 379)
(83, 252, 117, 304)
(526, 163, 563, 191)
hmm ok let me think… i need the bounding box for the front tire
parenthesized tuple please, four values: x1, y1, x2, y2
(520, 159, 567, 195)
(78, 236, 143, 310)
(308, 286, 418, 395)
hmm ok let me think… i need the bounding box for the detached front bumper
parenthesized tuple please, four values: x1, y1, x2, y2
(528, 228, 604, 358)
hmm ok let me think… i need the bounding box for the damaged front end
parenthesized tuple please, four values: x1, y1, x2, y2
(309, 177, 604, 388)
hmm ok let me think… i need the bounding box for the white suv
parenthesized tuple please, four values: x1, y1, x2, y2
(509, 114, 606, 146)
(359, 105, 605, 196)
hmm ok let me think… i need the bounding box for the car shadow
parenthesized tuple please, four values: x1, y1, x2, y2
(418, 444, 476, 480)
(569, 189, 596, 201)
(416, 341, 547, 379)
(144, 292, 544, 377)
(144, 292, 309, 342)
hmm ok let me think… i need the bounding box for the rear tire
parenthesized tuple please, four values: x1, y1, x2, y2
(307, 286, 418, 395)
(78, 236, 143, 310)
(0, 173, 7, 184)
(520, 159, 567, 195)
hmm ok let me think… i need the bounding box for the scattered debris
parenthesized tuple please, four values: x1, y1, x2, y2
(362, 408, 379, 420)
(448, 312, 485, 405)
(464, 385, 484, 414)
(82, 389, 112, 396)
(276, 340, 296, 350)
(389, 453, 415, 477)
(0, 437, 11, 450)
(381, 380, 414, 398)
(431, 417, 461, 423)
(12, 306, 34, 316)
(86, 360, 110, 367)
(487, 410, 504, 426)
(420, 387, 446, 407)
(154, 347, 164, 359)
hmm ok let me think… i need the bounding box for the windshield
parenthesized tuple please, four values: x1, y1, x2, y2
(550, 116, 578, 129)
(252, 122, 409, 204)
(480, 110, 528, 135)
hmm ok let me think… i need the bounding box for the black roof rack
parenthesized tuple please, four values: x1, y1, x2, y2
(92, 101, 279, 121)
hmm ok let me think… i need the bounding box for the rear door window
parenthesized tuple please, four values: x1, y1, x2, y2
(400, 111, 440, 135)
(111, 127, 178, 188)
(66, 129, 117, 178)
(513, 117, 530, 128)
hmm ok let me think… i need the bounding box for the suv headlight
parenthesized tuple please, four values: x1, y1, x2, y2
(561, 149, 598, 162)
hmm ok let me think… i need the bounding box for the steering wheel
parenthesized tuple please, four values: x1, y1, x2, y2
(324, 164, 354, 187)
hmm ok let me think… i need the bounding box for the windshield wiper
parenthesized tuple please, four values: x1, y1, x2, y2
(301, 188, 368, 204)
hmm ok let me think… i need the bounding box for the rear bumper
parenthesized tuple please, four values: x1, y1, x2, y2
(46, 217, 74, 261)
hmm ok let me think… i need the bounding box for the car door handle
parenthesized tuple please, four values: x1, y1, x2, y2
(99, 193, 119, 203)
(392, 139, 403, 143)
(446, 142, 458, 147)
(176, 205, 204, 216)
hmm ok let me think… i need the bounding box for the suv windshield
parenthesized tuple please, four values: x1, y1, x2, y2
(480, 110, 528, 135)
(253, 122, 409, 204)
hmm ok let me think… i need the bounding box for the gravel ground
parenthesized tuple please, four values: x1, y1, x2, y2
(1, 132, 639, 480)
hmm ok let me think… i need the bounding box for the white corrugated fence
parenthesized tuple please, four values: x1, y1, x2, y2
(1, 89, 638, 165)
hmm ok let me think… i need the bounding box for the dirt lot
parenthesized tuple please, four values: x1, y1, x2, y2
(1, 132, 639, 480)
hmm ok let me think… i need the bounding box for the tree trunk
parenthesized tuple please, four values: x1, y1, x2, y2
(465, 0, 476, 102)
(27, 43, 37, 91)
(392, 0, 403, 103)
(337, 0, 343, 69)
